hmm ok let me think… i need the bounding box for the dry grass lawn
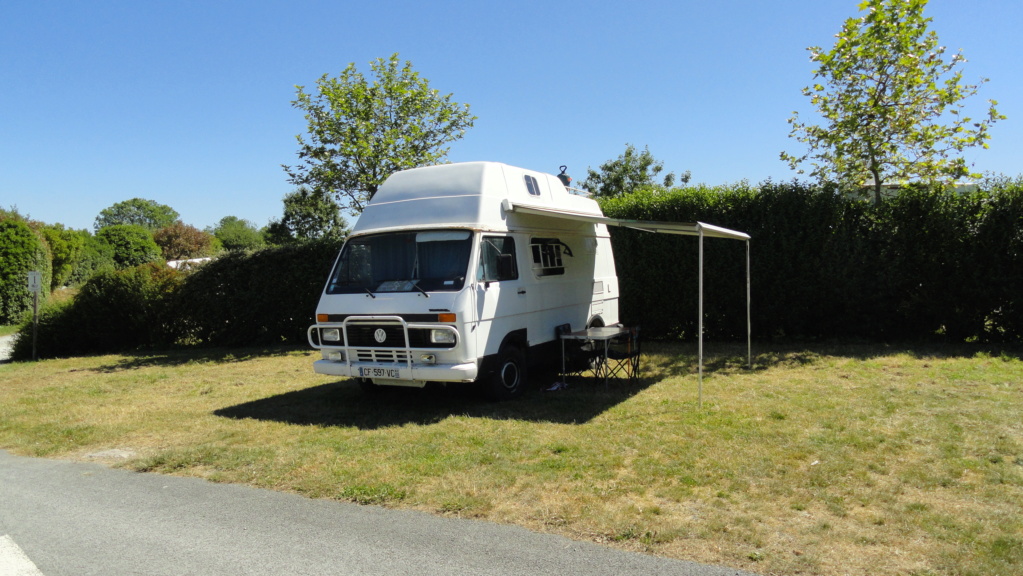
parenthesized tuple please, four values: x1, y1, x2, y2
(1, 342, 1021, 575)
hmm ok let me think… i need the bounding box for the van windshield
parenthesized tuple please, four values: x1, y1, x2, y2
(326, 230, 473, 294)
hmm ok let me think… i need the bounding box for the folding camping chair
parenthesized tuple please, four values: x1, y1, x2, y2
(602, 325, 640, 385)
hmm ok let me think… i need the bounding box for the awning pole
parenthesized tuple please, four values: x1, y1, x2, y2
(698, 229, 704, 409)
(747, 240, 752, 370)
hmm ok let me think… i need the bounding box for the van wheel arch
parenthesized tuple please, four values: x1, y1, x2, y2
(484, 332, 528, 401)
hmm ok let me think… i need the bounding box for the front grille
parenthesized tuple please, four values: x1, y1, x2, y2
(342, 324, 453, 349)
(353, 349, 412, 363)
(346, 324, 406, 347)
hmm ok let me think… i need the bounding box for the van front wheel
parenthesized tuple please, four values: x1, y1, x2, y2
(487, 345, 526, 401)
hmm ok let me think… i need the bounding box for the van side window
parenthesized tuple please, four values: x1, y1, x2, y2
(530, 238, 570, 276)
(478, 236, 518, 282)
(524, 175, 541, 196)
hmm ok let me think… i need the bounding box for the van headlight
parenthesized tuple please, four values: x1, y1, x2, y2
(430, 329, 455, 344)
(321, 328, 341, 342)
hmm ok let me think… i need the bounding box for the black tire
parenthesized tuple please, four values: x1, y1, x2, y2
(486, 344, 526, 401)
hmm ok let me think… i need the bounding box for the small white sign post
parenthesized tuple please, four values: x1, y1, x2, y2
(27, 271, 42, 361)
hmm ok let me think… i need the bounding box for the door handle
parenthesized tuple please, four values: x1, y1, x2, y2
(517, 289, 527, 295)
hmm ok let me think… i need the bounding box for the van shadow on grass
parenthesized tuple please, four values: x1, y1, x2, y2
(211, 344, 822, 430)
(214, 376, 653, 429)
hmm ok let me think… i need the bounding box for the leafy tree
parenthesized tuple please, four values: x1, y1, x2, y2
(781, 0, 1005, 204)
(96, 224, 162, 269)
(210, 216, 265, 251)
(40, 224, 85, 290)
(154, 221, 217, 260)
(0, 217, 51, 324)
(265, 186, 349, 245)
(581, 144, 691, 198)
(284, 53, 476, 214)
(67, 232, 116, 286)
(95, 198, 180, 231)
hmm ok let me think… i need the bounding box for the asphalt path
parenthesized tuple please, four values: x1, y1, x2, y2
(0, 451, 757, 576)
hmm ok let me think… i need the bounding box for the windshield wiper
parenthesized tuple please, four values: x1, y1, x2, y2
(364, 287, 376, 299)
(413, 284, 430, 298)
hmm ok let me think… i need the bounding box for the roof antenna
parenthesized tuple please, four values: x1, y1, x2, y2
(556, 165, 572, 188)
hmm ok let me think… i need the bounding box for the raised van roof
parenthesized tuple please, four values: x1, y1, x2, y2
(353, 162, 602, 234)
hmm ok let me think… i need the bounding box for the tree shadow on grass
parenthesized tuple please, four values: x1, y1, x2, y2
(643, 340, 1023, 375)
(214, 375, 657, 429)
(89, 346, 307, 373)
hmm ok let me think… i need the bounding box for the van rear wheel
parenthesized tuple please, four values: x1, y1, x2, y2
(486, 345, 526, 401)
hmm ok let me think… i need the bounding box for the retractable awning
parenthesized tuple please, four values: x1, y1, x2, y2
(504, 199, 752, 406)
(502, 200, 750, 241)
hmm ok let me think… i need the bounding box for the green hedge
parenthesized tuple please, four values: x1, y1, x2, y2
(11, 263, 182, 360)
(171, 238, 341, 347)
(601, 181, 1023, 342)
(13, 182, 1023, 358)
(11, 239, 342, 360)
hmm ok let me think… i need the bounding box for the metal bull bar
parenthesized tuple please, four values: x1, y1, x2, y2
(307, 315, 460, 375)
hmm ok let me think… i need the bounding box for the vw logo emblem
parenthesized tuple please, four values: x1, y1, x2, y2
(373, 329, 387, 343)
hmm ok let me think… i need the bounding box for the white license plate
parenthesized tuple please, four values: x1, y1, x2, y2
(359, 367, 406, 379)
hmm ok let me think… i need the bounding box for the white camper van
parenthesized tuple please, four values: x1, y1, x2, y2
(307, 162, 619, 399)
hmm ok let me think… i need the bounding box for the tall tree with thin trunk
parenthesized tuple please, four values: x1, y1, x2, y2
(781, 0, 1004, 204)
(284, 54, 476, 214)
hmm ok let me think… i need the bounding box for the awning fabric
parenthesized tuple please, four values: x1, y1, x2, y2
(504, 199, 752, 407)
(501, 200, 750, 241)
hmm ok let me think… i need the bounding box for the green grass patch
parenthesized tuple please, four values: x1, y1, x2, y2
(1, 342, 1021, 575)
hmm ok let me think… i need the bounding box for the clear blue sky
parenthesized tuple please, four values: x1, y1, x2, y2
(2, 0, 1020, 232)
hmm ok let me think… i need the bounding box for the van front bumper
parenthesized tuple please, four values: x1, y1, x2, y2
(312, 359, 479, 383)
